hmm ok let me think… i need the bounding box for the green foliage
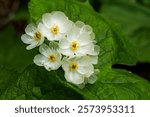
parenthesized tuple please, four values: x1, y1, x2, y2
(29, 0, 137, 66)
(0, 27, 79, 99)
(0, 0, 150, 100)
(27, 0, 150, 99)
(0, 65, 83, 99)
(0, 66, 19, 96)
(60, 68, 150, 99)
(0, 26, 37, 72)
(100, 0, 150, 62)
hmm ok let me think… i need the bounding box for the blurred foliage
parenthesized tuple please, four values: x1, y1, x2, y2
(0, 0, 33, 72)
(89, 0, 150, 62)
(0, 0, 19, 28)
(0, 25, 37, 72)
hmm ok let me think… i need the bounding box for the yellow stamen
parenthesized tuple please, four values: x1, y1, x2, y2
(70, 41, 79, 52)
(70, 62, 78, 71)
(34, 32, 41, 41)
(50, 24, 59, 35)
(48, 54, 57, 62)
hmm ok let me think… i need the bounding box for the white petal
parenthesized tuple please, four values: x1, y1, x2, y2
(94, 45, 100, 55)
(47, 33, 56, 41)
(44, 62, 53, 71)
(65, 71, 84, 85)
(56, 52, 62, 60)
(72, 25, 80, 36)
(39, 44, 51, 57)
(78, 64, 94, 76)
(78, 33, 93, 46)
(88, 75, 97, 84)
(25, 23, 37, 36)
(77, 66, 89, 75)
(85, 65, 94, 77)
(54, 50, 62, 59)
(60, 48, 74, 56)
(75, 21, 85, 29)
(65, 25, 80, 42)
(37, 37, 45, 46)
(59, 38, 70, 49)
(38, 23, 50, 37)
(33, 54, 47, 66)
(77, 43, 94, 55)
(42, 13, 52, 28)
(51, 61, 62, 70)
(44, 60, 61, 71)
(62, 57, 70, 72)
(59, 20, 73, 33)
(88, 45, 100, 56)
(53, 33, 64, 41)
(66, 33, 78, 42)
(51, 11, 68, 23)
(88, 69, 100, 84)
(38, 23, 56, 41)
(21, 34, 34, 44)
(66, 25, 80, 40)
(89, 56, 98, 65)
(77, 56, 92, 66)
(90, 32, 95, 40)
(82, 25, 93, 34)
(26, 42, 38, 50)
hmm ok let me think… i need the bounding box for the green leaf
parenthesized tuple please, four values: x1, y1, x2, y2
(100, 0, 150, 62)
(59, 68, 150, 99)
(0, 65, 83, 100)
(27, 0, 150, 100)
(29, 0, 137, 66)
(0, 66, 19, 96)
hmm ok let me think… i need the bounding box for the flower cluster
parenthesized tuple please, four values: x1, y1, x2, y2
(21, 11, 99, 87)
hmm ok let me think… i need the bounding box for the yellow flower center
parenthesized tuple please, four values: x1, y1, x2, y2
(34, 32, 41, 41)
(70, 41, 79, 52)
(50, 24, 59, 35)
(70, 62, 78, 71)
(48, 54, 57, 62)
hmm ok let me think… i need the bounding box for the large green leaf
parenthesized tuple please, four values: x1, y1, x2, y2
(1, 65, 150, 100)
(59, 68, 150, 99)
(27, 0, 150, 100)
(29, 0, 137, 66)
(0, 65, 83, 100)
(0, 66, 19, 96)
(100, 0, 150, 62)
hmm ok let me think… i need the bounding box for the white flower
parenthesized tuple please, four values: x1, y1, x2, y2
(33, 43, 62, 71)
(62, 56, 94, 85)
(59, 23, 96, 57)
(77, 69, 100, 89)
(76, 21, 100, 64)
(39, 11, 73, 41)
(75, 21, 95, 40)
(88, 45, 100, 65)
(21, 23, 44, 50)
